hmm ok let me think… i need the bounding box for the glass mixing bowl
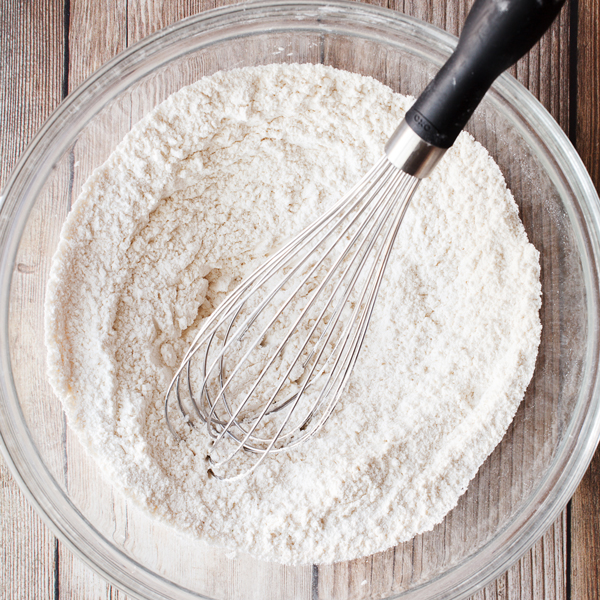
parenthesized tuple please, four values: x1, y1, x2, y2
(1, 1, 599, 599)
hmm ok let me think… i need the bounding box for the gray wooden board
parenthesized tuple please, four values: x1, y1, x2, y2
(0, 0, 593, 598)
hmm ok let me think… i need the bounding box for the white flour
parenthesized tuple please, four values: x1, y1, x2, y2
(45, 63, 541, 565)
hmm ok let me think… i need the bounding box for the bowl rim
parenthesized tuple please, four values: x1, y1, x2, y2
(1, 1, 600, 599)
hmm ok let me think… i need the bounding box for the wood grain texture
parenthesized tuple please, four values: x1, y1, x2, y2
(0, 0, 592, 599)
(0, 1, 64, 599)
(571, 0, 600, 597)
(127, 0, 231, 42)
(0, 0, 65, 183)
(68, 0, 127, 91)
(575, 0, 600, 185)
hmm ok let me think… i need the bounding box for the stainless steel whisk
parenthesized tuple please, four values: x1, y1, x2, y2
(164, 0, 565, 480)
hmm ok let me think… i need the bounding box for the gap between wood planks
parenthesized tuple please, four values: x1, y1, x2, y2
(0, 0, 598, 598)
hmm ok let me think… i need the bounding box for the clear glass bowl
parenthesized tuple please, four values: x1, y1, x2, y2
(1, 1, 599, 599)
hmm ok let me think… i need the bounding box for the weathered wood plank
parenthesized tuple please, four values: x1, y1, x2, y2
(68, 0, 127, 91)
(0, 1, 65, 599)
(127, 0, 240, 43)
(574, 0, 600, 185)
(571, 0, 600, 596)
(0, 0, 66, 185)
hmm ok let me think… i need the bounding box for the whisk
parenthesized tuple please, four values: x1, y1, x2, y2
(164, 0, 565, 480)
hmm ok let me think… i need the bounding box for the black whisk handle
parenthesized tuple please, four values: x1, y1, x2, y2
(405, 0, 566, 149)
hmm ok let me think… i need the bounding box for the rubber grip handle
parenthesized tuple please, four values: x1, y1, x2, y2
(406, 0, 566, 148)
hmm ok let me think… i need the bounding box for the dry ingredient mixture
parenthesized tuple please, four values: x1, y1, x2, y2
(45, 63, 541, 565)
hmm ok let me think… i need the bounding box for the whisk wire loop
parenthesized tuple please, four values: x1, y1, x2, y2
(162, 0, 569, 480)
(204, 164, 412, 471)
(164, 157, 421, 479)
(164, 157, 390, 426)
(274, 173, 419, 449)
(203, 161, 406, 452)
(167, 157, 391, 432)
(310, 176, 419, 432)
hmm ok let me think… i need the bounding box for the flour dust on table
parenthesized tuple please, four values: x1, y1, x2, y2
(45, 63, 541, 565)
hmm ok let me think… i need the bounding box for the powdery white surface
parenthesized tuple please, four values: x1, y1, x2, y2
(45, 63, 541, 565)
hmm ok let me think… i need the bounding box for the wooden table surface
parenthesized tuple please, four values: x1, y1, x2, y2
(1, 0, 599, 598)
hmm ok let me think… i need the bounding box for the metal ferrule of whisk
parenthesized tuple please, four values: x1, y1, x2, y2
(384, 120, 447, 179)
(164, 0, 566, 480)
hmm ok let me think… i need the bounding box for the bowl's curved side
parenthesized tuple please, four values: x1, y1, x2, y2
(1, 2, 599, 600)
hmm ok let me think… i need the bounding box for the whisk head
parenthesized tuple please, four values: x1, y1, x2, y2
(164, 156, 420, 479)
